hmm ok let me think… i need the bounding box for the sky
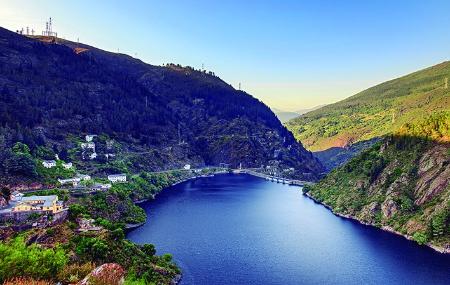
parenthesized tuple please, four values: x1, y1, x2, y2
(1, 0, 450, 111)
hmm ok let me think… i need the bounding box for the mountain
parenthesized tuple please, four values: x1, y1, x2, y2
(305, 112, 450, 252)
(0, 27, 323, 184)
(287, 62, 450, 152)
(273, 105, 326, 123)
(272, 108, 300, 123)
(294, 104, 326, 116)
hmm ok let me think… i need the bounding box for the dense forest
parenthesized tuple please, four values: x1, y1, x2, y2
(0, 27, 323, 183)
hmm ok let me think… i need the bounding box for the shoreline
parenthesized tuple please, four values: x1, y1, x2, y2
(302, 191, 450, 255)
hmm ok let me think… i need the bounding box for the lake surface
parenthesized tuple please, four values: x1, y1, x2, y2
(127, 174, 450, 285)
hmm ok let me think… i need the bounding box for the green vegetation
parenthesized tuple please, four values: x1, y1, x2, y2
(0, 237, 68, 282)
(287, 61, 450, 151)
(0, 222, 180, 284)
(306, 112, 450, 248)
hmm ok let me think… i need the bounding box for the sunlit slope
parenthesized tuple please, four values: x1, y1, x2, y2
(287, 61, 450, 151)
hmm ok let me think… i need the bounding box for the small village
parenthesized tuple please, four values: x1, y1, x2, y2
(0, 134, 131, 229)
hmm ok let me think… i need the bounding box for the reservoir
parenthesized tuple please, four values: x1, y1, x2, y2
(127, 174, 450, 285)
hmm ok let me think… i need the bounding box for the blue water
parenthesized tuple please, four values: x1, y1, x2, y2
(127, 174, 450, 285)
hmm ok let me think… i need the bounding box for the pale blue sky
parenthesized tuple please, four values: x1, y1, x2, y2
(1, 0, 450, 110)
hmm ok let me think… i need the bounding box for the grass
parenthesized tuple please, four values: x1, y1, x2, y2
(286, 61, 450, 151)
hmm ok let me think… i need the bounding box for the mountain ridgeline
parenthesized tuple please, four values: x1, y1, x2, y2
(0, 27, 323, 184)
(287, 61, 450, 152)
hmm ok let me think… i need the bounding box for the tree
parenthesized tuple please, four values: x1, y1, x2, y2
(431, 211, 447, 237)
(0, 187, 11, 204)
(141, 244, 156, 256)
(111, 228, 125, 241)
(68, 204, 87, 221)
(412, 231, 428, 245)
(12, 142, 30, 155)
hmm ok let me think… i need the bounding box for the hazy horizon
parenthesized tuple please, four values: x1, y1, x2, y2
(2, 0, 450, 111)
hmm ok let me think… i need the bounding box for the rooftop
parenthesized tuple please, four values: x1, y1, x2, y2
(22, 195, 58, 207)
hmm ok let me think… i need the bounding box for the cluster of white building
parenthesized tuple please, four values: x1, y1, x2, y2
(42, 160, 72, 169)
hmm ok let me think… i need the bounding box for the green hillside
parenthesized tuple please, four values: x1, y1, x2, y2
(305, 112, 450, 250)
(287, 61, 450, 151)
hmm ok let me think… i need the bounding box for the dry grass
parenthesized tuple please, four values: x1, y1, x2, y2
(3, 277, 52, 285)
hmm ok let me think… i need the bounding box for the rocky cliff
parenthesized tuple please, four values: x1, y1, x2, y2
(305, 112, 450, 252)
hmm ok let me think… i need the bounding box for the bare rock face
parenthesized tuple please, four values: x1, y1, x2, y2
(79, 263, 125, 285)
(358, 201, 380, 223)
(414, 145, 450, 205)
(0, 196, 7, 208)
(381, 199, 399, 219)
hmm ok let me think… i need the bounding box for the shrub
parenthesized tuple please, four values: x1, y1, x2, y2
(0, 237, 68, 282)
(56, 262, 96, 284)
(412, 231, 428, 245)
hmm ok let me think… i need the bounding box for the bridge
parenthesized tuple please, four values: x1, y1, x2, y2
(233, 169, 314, 186)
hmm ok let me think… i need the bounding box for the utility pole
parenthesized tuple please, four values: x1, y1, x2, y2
(238, 82, 241, 90)
(178, 123, 181, 145)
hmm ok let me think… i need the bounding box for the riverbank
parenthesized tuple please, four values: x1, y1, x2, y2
(302, 191, 450, 254)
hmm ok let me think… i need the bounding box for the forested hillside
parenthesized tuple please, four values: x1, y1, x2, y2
(0, 27, 323, 184)
(305, 112, 450, 251)
(287, 62, 450, 152)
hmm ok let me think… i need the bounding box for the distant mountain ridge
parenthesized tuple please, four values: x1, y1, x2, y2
(0, 27, 323, 183)
(273, 105, 325, 123)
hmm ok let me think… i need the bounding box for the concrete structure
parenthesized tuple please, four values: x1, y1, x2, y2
(12, 195, 63, 214)
(42, 160, 57, 168)
(85, 134, 97, 142)
(76, 174, 91, 181)
(92, 183, 112, 191)
(81, 142, 95, 149)
(10, 191, 24, 202)
(62, 162, 73, 169)
(108, 174, 127, 183)
(58, 178, 81, 186)
(77, 217, 102, 232)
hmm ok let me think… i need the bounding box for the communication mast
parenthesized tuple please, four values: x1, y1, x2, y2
(42, 17, 57, 38)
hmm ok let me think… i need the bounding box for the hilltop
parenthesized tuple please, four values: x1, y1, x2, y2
(287, 62, 450, 152)
(0, 27, 323, 185)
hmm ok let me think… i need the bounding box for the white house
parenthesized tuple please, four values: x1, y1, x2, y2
(76, 174, 91, 181)
(42, 160, 57, 168)
(62, 162, 73, 169)
(85, 135, 97, 142)
(92, 183, 112, 191)
(108, 174, 127, 183)
(58, 178, 81, 186)
(10, 191, 24, 202)
(80, 142, 95, 149)
(183, 164, 191, 170)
